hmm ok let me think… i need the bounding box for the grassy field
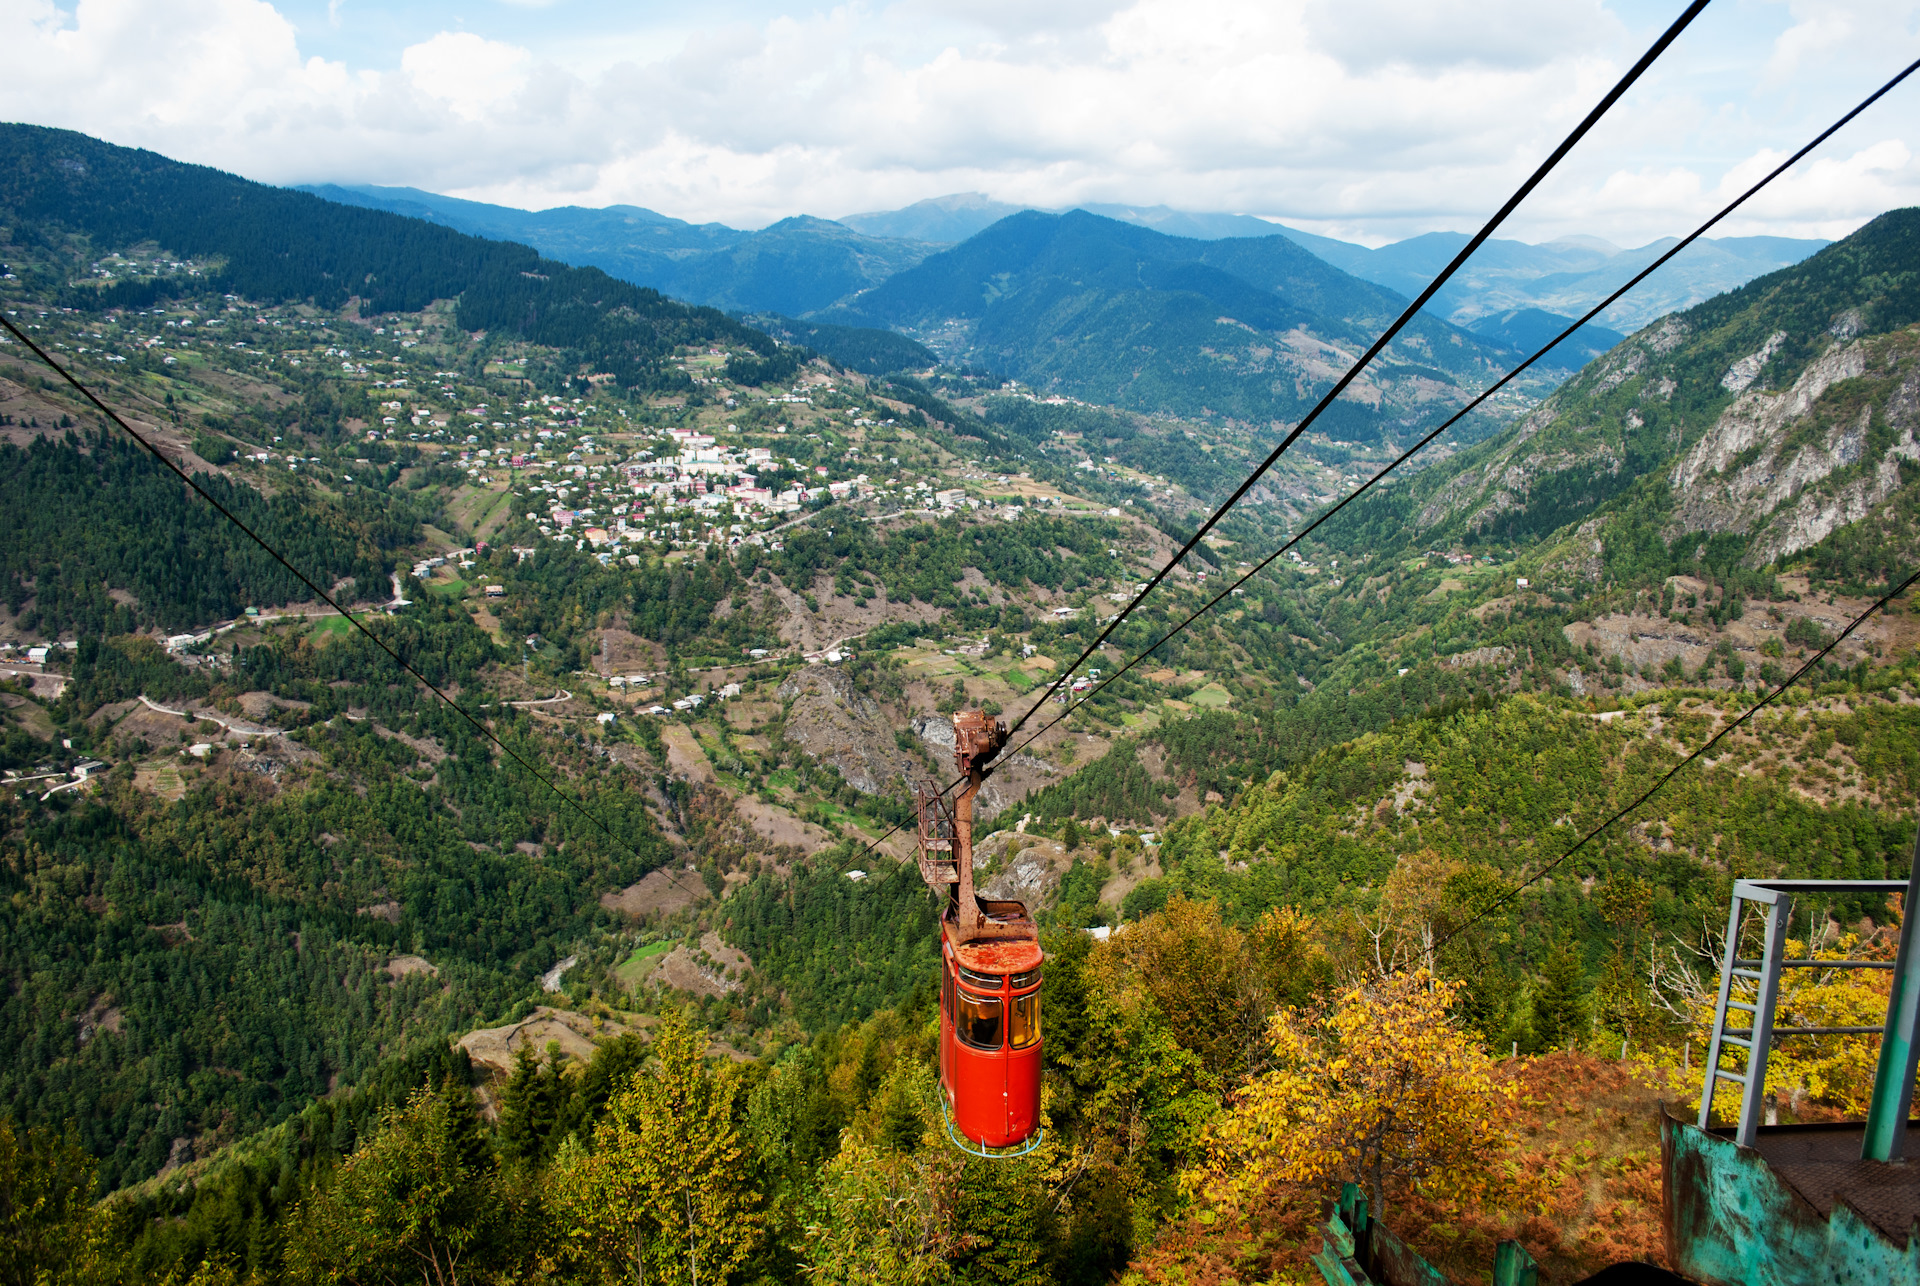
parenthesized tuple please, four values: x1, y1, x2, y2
(614, 940, 673, 989)
(1189, 682, 1232, 708)
(307, 614, 375, 643)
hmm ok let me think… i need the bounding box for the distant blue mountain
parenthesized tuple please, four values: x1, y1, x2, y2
(837, 193, 1026, 243)
(296, 183, 739, 252)
(301, 183, 1829, 336)
(841, 195, 1827, 331)
(296, 184, 935, 317)
(1255, 225, 1829, 331)
(1465, 308, 1627, 369)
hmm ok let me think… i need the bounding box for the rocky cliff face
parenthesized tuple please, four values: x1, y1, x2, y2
(777, 667, 917, 795)
(1395, 208, 1920, 566)
(1666, 332, 1920, 562)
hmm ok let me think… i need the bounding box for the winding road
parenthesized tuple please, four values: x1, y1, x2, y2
(137, 695, 282, 739)
(506, 690, 573, 708)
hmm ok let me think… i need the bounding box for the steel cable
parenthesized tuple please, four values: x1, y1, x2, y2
(846, 0, 1714, 870)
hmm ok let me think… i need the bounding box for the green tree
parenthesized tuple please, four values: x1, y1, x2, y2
(546, 1010, 762, 1285)
(1532, 938, 1589, 1052)
(285, 1079, 515, 1285)
(951, 1157, 1047, 1286)
(1595, 940, 1667, 1053)
(1090, 895, 1257, 1079)
(499, 1040, 582, 1169)
(801, 1133, 962, 1285)
(0, 1118, 98, 1286)
(498, 1042, 546, 1167)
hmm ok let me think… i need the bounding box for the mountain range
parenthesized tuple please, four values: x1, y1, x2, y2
(307, 183, 1827, 336)
(299, 186, 1618, 440)
(822, 209, 1516, 440)
(1338, 205, 1920, 580)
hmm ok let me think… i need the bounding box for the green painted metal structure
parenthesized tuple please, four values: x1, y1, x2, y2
(1310, 1183, 1538, 1286)
(1668, 851, 1920, 1283)
(1662, 1114, 1920, 1284)
(1864, 845, 1920, 1158)
(1698, 878, 1912, 1152)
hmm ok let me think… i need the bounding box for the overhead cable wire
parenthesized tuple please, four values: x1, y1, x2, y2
(993, 0, 1712, 747)
(0, 313, 712, 902)
(984, 53, 1920, 771)
(1430, 566, 1920, 956)
(845, 0, 1712, 870)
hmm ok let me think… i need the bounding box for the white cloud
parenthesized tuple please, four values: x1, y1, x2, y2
(1764, 0, 1919, 84)
(400, 32, 531, 121)
(0, 0, 1915, 246)
(1302, 0, 1620, 72)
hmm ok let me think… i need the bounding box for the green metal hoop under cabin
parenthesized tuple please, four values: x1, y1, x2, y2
(1667, 847, 1920, 1284)
(938, 1093, 1045, 1160)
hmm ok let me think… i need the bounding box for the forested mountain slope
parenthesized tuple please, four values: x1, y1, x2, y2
(0, 124, 782, 390)
(1327, 207, 1920, 567)
(825, 209, 1524, 443)
(298, 183, 747, 259)
(303, 184, 940, 318)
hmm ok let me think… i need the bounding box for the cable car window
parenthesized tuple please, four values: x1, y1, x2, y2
(1008, 989, 1040, 1049)
(957, 965, 1004, 991)
(1010, 968, 1042, 990)
(956, 991, 1003, 1050)
(942, 967, 954, 1024)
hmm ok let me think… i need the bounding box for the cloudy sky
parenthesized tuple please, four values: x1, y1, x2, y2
(3, 0, 1918, 246)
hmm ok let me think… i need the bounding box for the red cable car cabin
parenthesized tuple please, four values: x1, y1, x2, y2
(940, 923, 1043, 1149)
(917, 710, 1043, 1154)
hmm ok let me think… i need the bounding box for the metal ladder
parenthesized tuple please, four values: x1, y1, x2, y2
(1699, 878, 1908, 1149)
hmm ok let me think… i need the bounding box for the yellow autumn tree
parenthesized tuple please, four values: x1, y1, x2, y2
(545, 1010, 762, 1285)
(1193, 970, 1517, 1217)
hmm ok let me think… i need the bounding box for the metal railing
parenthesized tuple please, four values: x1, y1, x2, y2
(1699, 878, 1913, 1152)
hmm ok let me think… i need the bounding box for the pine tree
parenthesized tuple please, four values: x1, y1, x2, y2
(1532, 937, 1589, 1052)
(1595, 941, 1664, 1052)
(530, 1039, 569, 1158)
(498, 1042, 543, 1166)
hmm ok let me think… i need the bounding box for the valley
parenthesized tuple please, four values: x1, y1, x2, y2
(0, 123, 1917, 1284)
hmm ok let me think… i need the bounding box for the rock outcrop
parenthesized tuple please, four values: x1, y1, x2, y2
(778, 667, 917, 796)
(1668, 339, 1920, 563)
